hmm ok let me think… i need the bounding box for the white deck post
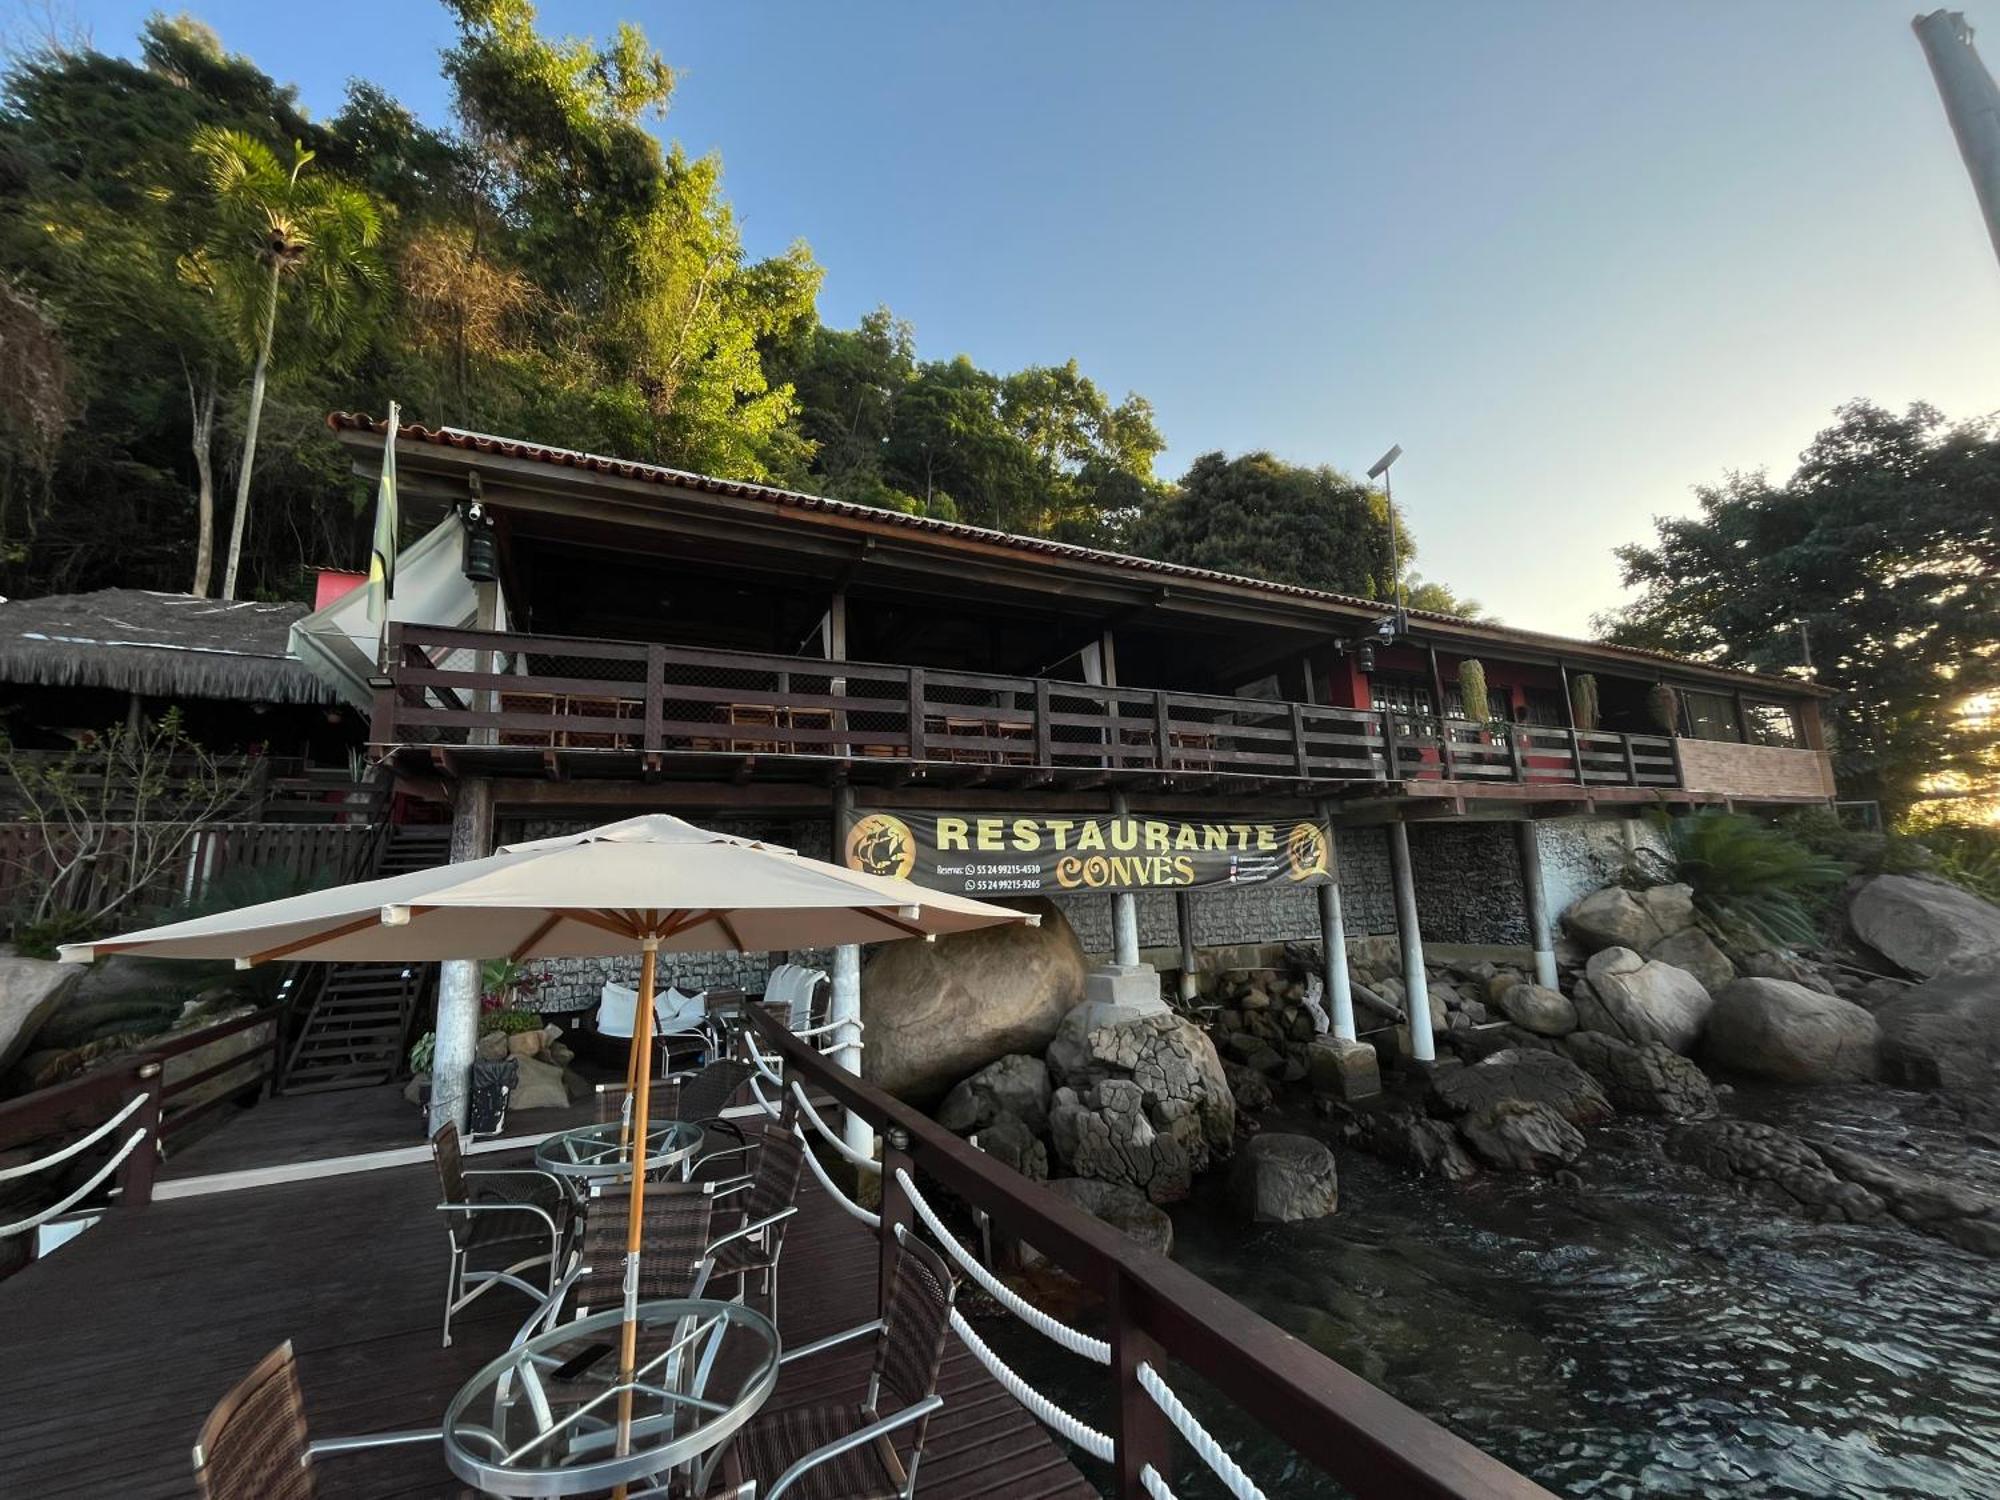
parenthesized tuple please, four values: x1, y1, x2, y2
(830, 786, 873, 1159)
(1388, 820, 1435, 1063)
(1319, 823, 1357, 1042)
(429, 777, 493, 1136)
(1518, 820, 1559, 988)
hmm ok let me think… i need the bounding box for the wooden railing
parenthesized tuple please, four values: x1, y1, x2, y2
(375, 623, 1684, 794)
(741, 1003, 1553, 1500)
(0, 1002, 287, 1274)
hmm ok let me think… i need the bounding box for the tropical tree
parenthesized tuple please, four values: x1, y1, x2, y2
(184, 127, 385, 599)
(1128, 449, 1479, 612)
(1599, 400, 2000, 817)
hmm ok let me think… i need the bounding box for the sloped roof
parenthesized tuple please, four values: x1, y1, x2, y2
(327, 411, 1831, 697)
(0, 589, 335, 704)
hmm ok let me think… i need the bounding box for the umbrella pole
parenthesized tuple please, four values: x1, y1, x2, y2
(617, 970, 644, 1160)
(613, 936, 658, 1496)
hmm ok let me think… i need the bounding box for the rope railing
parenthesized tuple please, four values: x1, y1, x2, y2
(1140, 1463, 1180, 1500)
(948, 1305, 1116, 1464)
(1139, 1360, 1269, 1500)
(0, 1090, 148, 1183)
(790, 1080, 880, 1173)
(895, 1167, 1110, 1365)
(0, 1126, 150, 1238)
(795, 1125, 881, 1229)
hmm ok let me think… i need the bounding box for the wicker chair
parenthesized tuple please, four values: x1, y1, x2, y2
(191, 1341, 442, 1500)
(431, 1121, 567, 1347)
(721, 1235, 957, 1500)
(703, 1124, 806, 1315)
(515, 1179, 719, 1344)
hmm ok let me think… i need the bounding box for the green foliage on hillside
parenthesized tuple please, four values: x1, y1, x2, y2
(0, 4, 1469, 610)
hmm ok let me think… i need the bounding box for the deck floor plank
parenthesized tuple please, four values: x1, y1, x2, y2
(0, 1145, 1099, 1499)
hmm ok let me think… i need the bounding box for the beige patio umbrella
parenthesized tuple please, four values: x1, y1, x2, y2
(61, 812, 1033, 1476)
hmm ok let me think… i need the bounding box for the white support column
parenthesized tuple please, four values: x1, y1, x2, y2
(1318, 827, 1357, 1042)
(1518, 820, 1559, 988)
(830, 787, 873, 1158)
(429, 777, 494, 1136)
(1110, 790, 1140, 968)
(1387, 819, 1435, 1063)
(1084, 791, 1165, 1015)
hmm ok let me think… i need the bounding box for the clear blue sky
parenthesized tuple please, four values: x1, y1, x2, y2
(28, 0, 2000, 637)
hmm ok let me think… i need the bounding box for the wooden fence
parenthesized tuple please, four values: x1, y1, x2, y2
(0, 820, 381, 929)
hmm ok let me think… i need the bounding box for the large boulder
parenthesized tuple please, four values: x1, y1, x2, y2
(1048, 1079, 1201, 1204)
(1430, 1047, 1612, 1128)
(1027, 1178, 1173, 1262)
(1493, 983, 1577, 1037)
(1576, 947, 1714, 1054)
(1645, 928, 1736, 996)
(1228, 1133, 1338, 1222)
(1564, 883, 1697, 954)
(1348, 1110, 1479, 1182)
(1667, 1120, 1884, 1222)
(1561, 1031, 1717, 1119)
(1563, 886, 1665, 953)
(971, 1115, 1049, 1181)
(1705, 978, 1879, 1084)
(0, 956, 84, 1076)
(1460, 1100, 1585, 1173)
(1811, 1143, 2000, 1257)
(1047, 1006, 1234, 1154)
(1849, 874, 2000, 979)
(936, 1054, 1052, 1135)
(862, 897, 1086, 1105)
(1873, 971, 2000, 1092)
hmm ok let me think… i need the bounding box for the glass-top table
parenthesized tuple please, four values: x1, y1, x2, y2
(442, 1297, 780, 1496)
(534, 1119, 706, 1198)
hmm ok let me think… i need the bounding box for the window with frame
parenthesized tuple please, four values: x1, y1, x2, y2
(1744, 701, 1801, 748)
(1682, 690, 1741, 743)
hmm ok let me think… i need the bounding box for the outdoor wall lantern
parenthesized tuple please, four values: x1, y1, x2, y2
(1357, 641, 1378, 674)
(460, 500, 500, 584)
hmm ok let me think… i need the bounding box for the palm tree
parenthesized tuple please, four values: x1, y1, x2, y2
(184, 129, 384, 599)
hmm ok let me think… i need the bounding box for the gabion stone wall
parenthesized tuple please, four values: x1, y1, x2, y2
(496, 814, 834, 1011)
(1408, 822, 1528, 945)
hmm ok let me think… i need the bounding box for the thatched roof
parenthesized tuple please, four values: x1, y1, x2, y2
(0, 590, 336, 705)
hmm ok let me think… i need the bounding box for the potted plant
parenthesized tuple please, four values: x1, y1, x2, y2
(1570, 673, 1601, 732)
(407, 1030, 436, 1113)
(1647, 682, 1681, 735)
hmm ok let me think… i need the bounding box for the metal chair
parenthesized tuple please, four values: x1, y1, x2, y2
(191, 1341, 441, 1499)
(702, 1124, 806, 1316)
(721, 1235, 957, 1500)
(515, 1179, 719, 1344)
(431, 1121, 567, 1347)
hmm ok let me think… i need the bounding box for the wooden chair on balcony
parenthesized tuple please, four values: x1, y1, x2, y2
(497, 690, 559, 747)
(559, 692, 635, 749)
(726, 703, 781, 754)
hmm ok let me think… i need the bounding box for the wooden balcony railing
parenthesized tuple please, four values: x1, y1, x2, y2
(374, 624, 1684, 792)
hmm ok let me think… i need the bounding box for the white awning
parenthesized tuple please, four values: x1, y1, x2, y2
(288, 516, 508, 707)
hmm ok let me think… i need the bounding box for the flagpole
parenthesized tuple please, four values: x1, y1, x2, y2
(370, 400, 400, 675)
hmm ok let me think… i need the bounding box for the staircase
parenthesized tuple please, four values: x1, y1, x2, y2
(277, 825, 452, 1094)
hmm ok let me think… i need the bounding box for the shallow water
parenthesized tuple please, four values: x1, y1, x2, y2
(1002, 1084, 2000, 1499)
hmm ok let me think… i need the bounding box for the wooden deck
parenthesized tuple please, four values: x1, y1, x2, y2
(0, 1147, 1101, 1498)
(158, 1084, 606, 1186)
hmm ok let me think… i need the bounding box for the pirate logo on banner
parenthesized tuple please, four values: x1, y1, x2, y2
(845, 811, 917, 880)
